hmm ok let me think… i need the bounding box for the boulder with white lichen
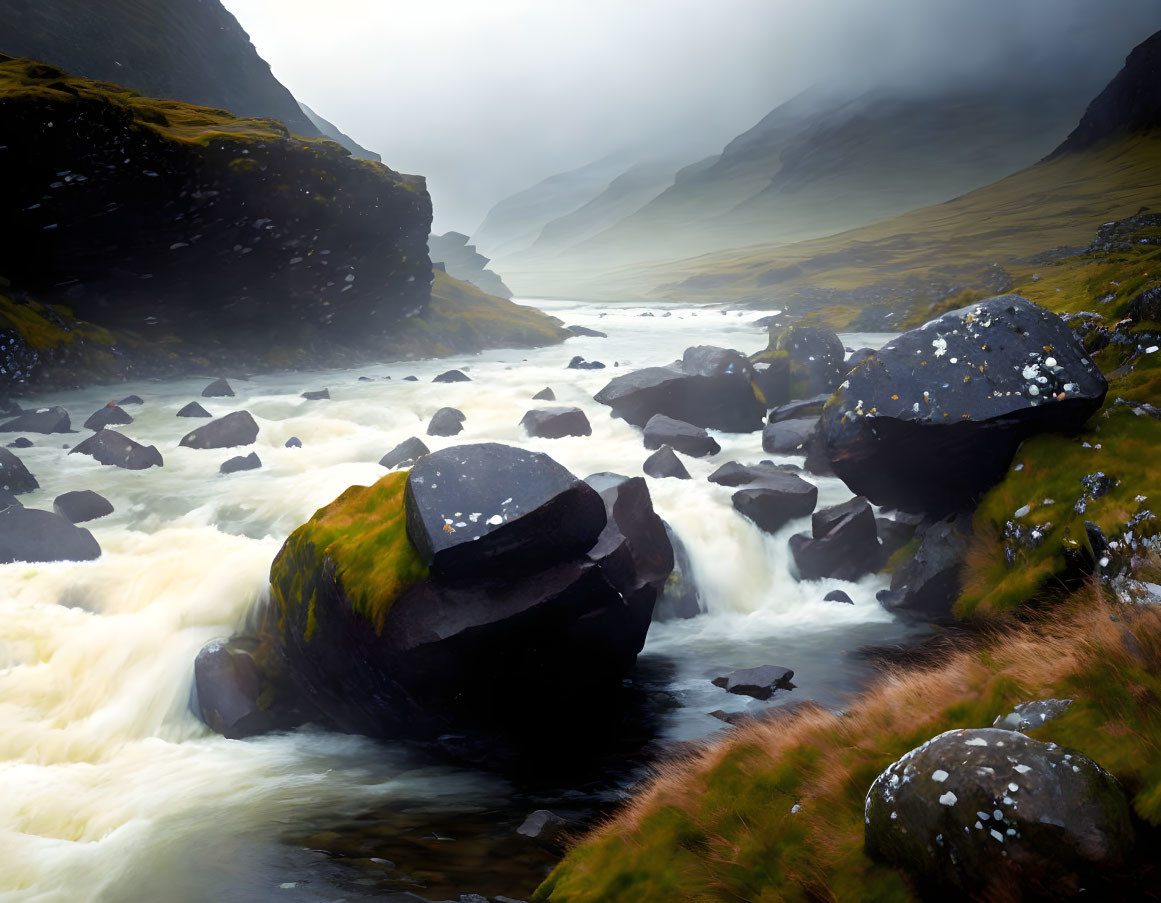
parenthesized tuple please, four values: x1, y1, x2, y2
(820, 295, 1107, 514)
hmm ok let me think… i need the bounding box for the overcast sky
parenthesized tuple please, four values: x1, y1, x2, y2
(223, 0, 1160, 234)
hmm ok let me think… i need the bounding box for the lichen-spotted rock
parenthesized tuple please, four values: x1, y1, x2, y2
(821, 295, 1106, 514)
(865, 727, 1133, 896)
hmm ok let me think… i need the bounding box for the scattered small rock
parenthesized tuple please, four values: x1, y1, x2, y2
(568, 355, 606, 370)
(220, 452, 262, 474)
(176, 402, 212, 418)
(516, 809, 569, 841)
(201, 378, 234, 398)
(301, 388, 330, 400)
(284, 436, 302, 448)
(6, 437, 33, 448)
(823, 589, 854, 604)
(712, 665, 795, 700)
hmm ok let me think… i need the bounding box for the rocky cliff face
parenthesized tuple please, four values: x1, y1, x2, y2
(0, 56, 431, 369)
(0, 0, 319, 137)
(428, 232, 513, 299)
(1052, 28, 1161, 156)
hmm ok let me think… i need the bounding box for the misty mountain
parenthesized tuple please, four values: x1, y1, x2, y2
(428, 232, 513, 299)
(471, 152, 643, 260)
(0, 0, 320, 137)
(493, 72, 1114, 298)
(299, 102, 380, 162)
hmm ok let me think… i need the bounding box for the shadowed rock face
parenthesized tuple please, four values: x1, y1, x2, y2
(0, 56, 432, 362)
(865, 728, 1134, 896)
(821, 295, 1107, 514)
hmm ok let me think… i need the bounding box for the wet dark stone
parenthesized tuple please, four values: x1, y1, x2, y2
(877, 516, 970, 621)
(179, 410, 259, 449)
(7, 437, 33, 448)
(53, 489, 114, 523)
(520, 407, 592, 439)
(0, 447, 38, 494)
(220, 452, 261, 474)
(380, 436, 429, 469)
(301, 388, 330, 400)
(516, 809, 569, 841)
(876, 516, 920, 563)
(566, 325, 607, 338)
(191, 640, 274, 739)
(762, 417, 818, 454)
(731, 473, 817, 533)
(567, 356, 605, 370)
(117, 395, 144, 406)
(532, 387, 555, 401)
(433, 369, 471, 383)
(865, 728, 1133, 896)
(643, 445, 690, 480)
(821, 295, 1107, 514)
(586, 474, 674, 595)
(404, 443, 606, 581)
(70, 429, 163, 470)
(789, 496, 880, 581)
(643, 414, 720, 458)
(201, 378, 234, 398)
(712, 665, 794, 700)
(403, 375, 418, 381)
(0, 405, 71, 434)
(823, 589, 854, 604)
(653, 522, 702, 621)
(427, 407, 466, 437)
(752, 325, 845, 406)
(707, 459, 797, 486)
(0, 488, 21, 511)
(83, 403, 133, 431)
(769, 394, 829, 423)
(0, 506, 101, 563)
(285, 436, 302, 448)
(176, 401, 212, 418)
(594, 345, 764, 432)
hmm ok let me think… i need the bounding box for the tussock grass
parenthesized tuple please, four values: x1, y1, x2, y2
(536, 586, 1161, 902)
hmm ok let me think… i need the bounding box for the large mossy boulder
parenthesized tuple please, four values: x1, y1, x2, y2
(865, 728, 1133, 896)
(594, 345, 765, 432)
(750, 325, 846, 407)
(820, 295, 1107, 514)
(264, 444, 671, 737)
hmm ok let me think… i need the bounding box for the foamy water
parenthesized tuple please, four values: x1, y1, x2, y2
(0, 301, 919, 901)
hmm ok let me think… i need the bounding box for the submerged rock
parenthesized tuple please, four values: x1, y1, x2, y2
(566, 325, 607, 338)
(201, 378, 234, 398)
(568, 355, 606, 370)
(594, 345, 764, 432)
(301, 388, 330, 400)
(520, 407, 592, 438)
(821, 295, 1107, 514)
(176, 401, 212, 418)
(6, 437, 33, 448)
(70, 429, 163, 470)
(380, 437, 429, 469)
(117, 395, 144, 406)
(427, 406, 466, 437)
(83, 403, 133, 432)
(865, 727, 1133, 896)
(732, 473, 817, 533)
(179, 410, 259, 449)
(707, 459, 797, 486)
(0, 405, 71, 434)
(0, 506, 101, 563)
(532, 387, 556, 401)
(643, 414, 720, 457)
(220, 452, 261, 474)
(53, 489, 114, 523)
(712, 665, 794, 700)
(433, 369, 471, 383)
(643, 445, 691, 480)
(0, 447, 38, 494)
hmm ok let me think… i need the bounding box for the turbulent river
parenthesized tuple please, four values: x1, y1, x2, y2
(0, 301, 924, 902)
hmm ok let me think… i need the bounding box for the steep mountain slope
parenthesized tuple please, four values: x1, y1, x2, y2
(624, 28, 1161, 323)
(0, 0, 319, 136)
(471, 152, 639, 260)
(428, 232, 513, 299)
(299, 102, 380, 162)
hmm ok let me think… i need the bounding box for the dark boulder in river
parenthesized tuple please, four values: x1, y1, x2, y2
(380, 437, 429, 469)
(533, 387, 556, 401)
(521, 406, 592, 439)
(643, 445, 691, 480)
(820, 295, 1107, 514)
(0, 489, 21, 511)
(262, 444, 671, 736)
(643, 414, 720, 458)
(176, 402, 211, 418)
(789, 496, 880, 581)
(7, 437, 33, 448)
(220, 452, 261, 474)
(0, 447, 38, 494)
(201, 378, 234, 398)
(70, 429, 163, 470)
(117, 395, 144, 406)
(83, 403, 133, 432)
(179, 411, 259, 449)
(0, 506, 101, 563)
(192, 640, 276, 740)
(0, 405, 71, 434)
(433, 369, 471, 383)
(732, 473, 817, 533)
(594, 345, 764, 432)
(300, 388, 330, 400)
(53, 489, 114, 524)
(426, 406, 466, 437)
(568, 355, 606, 370)
(761, 417, 817, 455)
(751, 325, 845, 407)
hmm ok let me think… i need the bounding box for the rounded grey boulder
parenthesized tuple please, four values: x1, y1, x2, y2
(865, 727, 1133, 896)
(0, 506, 101, 563)
(53, 489, 114, 523)
(520, 406, 592, 439)
(179, 411, 259, 449)
(83, 403, 133, 432)
(70, 429, 163, 470)
(201, 378, 234, 398)
(426, 406, 465, 437)
(0, 447, 38, 494)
